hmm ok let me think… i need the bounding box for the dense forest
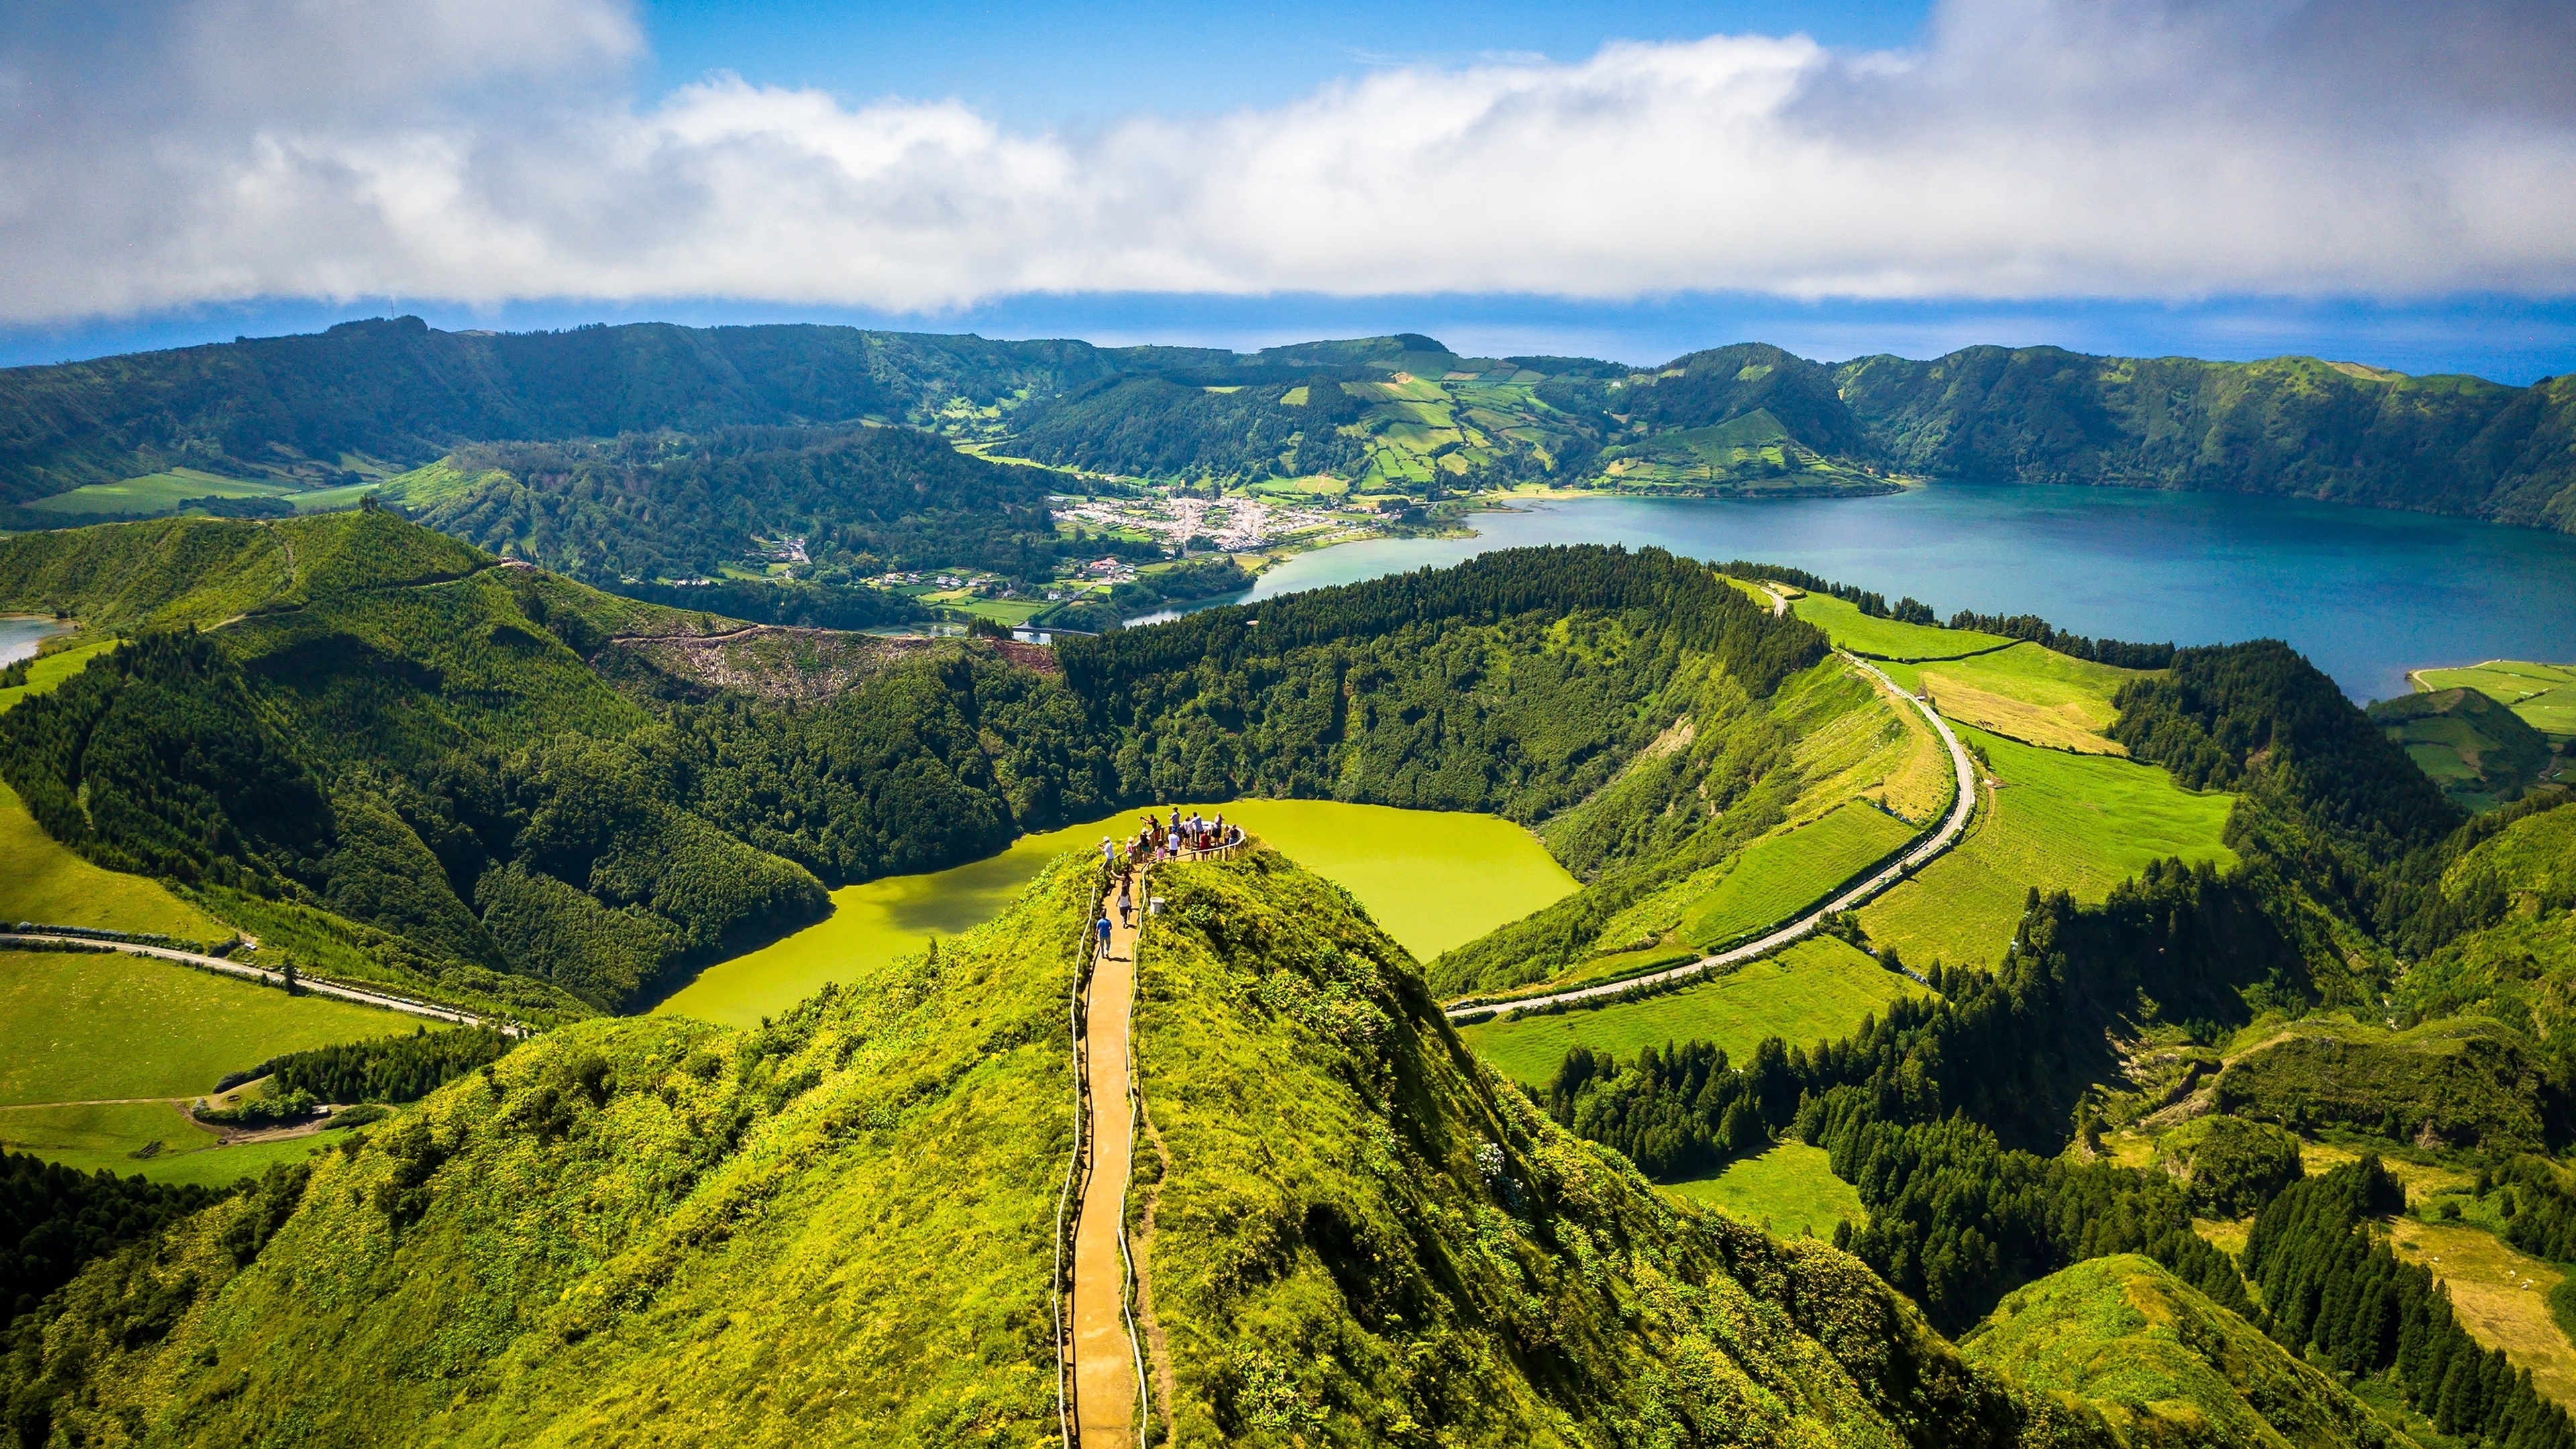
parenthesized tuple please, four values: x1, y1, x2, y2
(413, 425, 1066, 584)
(1004, 374, 1368, 484)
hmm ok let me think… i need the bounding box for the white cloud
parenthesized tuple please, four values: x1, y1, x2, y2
(3, 0, 2573, 323)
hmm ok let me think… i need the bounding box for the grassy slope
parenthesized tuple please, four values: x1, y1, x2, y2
(1909, 644, 2141, 756)
(1675, 801, 1917, 949)
(23, 469, 297, 517)
(0, 947, 403, 1182)
(1662, 1141, 1868, 1240)
(2370, 686, 2559, 809)
(1793, 592, 2013, 660)
(0, 636, 115, 712)
(0, 782, 226, 942)
(2387, 1218, 2576, 1407)
(0, 949, 393, 1106)
(2415, 661, 2576, 741)
(1860, 724, 2236, 972)
(1461, 936, 1925, 1089)
(1962, 1254, 2402, 1449)
(1131, 851, 2084, 1446)
(13, 850, 2106, 1448)
(11, 858, 1095, 1447)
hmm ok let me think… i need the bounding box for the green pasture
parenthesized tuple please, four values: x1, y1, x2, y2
(0, 949, 398, 1106)
(1460, 936, 1923, 1090)
(1859, 724, 2236, 972)
(1662, 1140, 1866, 1238)
(2412, 660, 2576, 741)
(24, 468, 297, 517)
(1913, 643, 2139, 752)
(955, 597, 1051, 625)
(288, 480, 386, 512)
(1675, 801, 1918, 949)
(1792, 592, 2011, 661)
(0, 947, 403, 1179)
(657, 799, 1576, 1028)
(0, 1099, 337, 1187)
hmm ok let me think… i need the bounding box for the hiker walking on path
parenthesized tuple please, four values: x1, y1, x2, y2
(1095, 911, 1114, 961)
(1116, 877, 1134, 928)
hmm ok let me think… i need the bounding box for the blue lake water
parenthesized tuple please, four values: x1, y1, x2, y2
(1189, 484, 2576, 702)
(0, 616, 67, 667)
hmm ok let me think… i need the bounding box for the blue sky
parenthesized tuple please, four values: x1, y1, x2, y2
(7, 0, 2574, 380)
(640, 1, 1933, 127)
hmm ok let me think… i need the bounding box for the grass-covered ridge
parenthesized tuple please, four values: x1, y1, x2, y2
(1, 856, 1096, 1446)
(1962, 1254, 2398, 1449)
(4, 847, 2129, 1448)
(1125, 849, 2092, 1446)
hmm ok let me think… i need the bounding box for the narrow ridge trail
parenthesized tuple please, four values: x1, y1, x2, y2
(1069, 871, 1146, 1448)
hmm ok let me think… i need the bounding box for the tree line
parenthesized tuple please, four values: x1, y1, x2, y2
(2245, 1161, 2576, 1449)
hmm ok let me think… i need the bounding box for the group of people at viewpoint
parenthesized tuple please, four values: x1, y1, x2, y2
(1092, 809, 1246, 956)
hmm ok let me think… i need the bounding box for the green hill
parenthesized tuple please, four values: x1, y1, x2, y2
(1962, 1254, 2408, 1449)
(1, 851, 2108, 1448)
(2369, 686, 2559, 810)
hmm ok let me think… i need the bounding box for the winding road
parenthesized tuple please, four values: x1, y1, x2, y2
(1446, 649, 1980, 1020)
(0, 933, 505, 1030)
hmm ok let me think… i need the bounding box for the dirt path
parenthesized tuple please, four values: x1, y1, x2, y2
(1450, 650, 1977, 1018)
(1071, 874, 1146, 1447)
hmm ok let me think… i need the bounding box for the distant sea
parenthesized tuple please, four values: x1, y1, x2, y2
(1163, 483, 2576, 702)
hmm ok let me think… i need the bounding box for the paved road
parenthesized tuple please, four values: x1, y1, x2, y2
(0, 934, 502, 1030)
(1446, 651, 1978, 1020)
(1069, 879, 1145, 1448)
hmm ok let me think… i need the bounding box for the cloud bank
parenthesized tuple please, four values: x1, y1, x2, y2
(4, 0, 2574, 323)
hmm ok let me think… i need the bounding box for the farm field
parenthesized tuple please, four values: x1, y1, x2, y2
(1790, 592, 2011, 661)
(1660, 1141, 1865, 1238)
(24, 468, 299, 517)
(1675, 800, 1919, 950)
(2414, 660, 2576, 741)
(1858, 724, 2235, 972)
(1910, 643, 2141, 754)
(0, 949, 397, 1106)
(1460, 936, 1924, 1089)
(0, 1099, 336, 1186)
(658, 799, 1576, 1028)
(2389, 1218, 2576, 1406)
(0, 948, 402, 1179)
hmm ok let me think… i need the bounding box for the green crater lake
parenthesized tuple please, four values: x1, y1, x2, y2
(655, 800, 1576, 1028)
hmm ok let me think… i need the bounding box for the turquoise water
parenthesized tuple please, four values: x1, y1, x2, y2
(1206, 485, 2576, 701)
